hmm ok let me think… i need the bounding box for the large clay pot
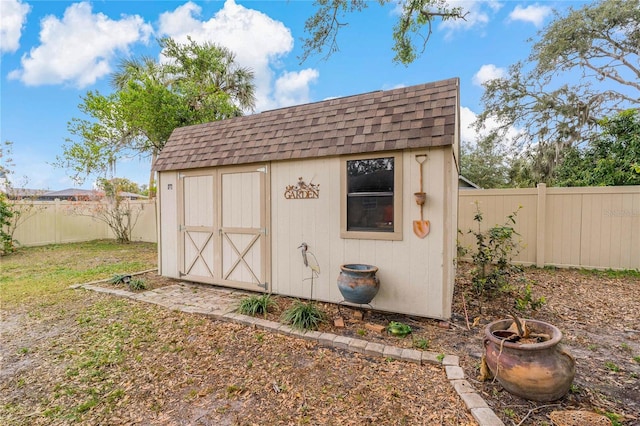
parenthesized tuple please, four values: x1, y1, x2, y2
(337, 264, 380, 304)
(484, 319, 575, 402)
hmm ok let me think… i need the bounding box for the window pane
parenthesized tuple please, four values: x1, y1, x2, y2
(347, 158, 394, 193)
(347, 194, 394, 232)
(346, 157, 394, 232)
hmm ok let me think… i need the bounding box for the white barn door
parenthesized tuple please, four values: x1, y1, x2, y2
(179, 173, 216, 283)
(219, 166, 270, 291)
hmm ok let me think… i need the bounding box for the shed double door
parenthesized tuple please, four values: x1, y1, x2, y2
(178, 166, 270, 292)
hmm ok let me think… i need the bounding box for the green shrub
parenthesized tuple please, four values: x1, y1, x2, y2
(514, 280, 546, 312)
(281, 300, 325, 330)
(466, 203, 522, 295)
(128, 278, 146, 291)
(0, 192, 14, 255)
(237, 294, 277, 317)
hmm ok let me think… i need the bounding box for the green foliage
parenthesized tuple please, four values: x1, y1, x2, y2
(514, 281, 546, 312)
(413, 337, 429, 350)
(97, 177, 141, 196)
(460, 135, 509, 188)
(553, 109, 640, 186)
(58, 37, 256, 187)
(476, 0, 639, 186)
(237, 294, 277, 317)
(128, 278, 146, 291)
(301, 0, 464, 65)
(605, 361, 620, 372)
(281, 300, 325, 331)
(466, 203, 522, 295)
(0, 191, 14, 255)
(387, 321, 412, 337)
(0, 140, 41, 254)
(603, 411, 623, 426)
(108, 274, 132, 285)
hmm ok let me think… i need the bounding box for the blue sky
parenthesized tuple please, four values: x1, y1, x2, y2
(0, 0, 588, 191)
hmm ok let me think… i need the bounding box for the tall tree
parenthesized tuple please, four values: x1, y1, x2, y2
(460, 135, 509, 189)
(476, 0, 639, 185)
(58, 37, 256, 192)
(553, 109, 640, 186)
(301, 0, 466, 65)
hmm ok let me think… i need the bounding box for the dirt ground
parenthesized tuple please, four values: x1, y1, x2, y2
(99, 264, 639, 424)
(268, 263, 639, 426)
(2, 264, 638, 425)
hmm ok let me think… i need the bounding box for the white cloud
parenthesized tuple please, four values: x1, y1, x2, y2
(274, 69, 320, 107)
(508, 4, 551, 27)
(0, 0, 31, 54)
(439, 0, 503, 38)
(472, 64, 506, 86)
(460, 106, 522, 148)
(158, 0, 317, 111)
(8, 2, 152, 87)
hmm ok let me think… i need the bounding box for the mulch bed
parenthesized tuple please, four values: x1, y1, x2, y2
(119, 263, 640, 425)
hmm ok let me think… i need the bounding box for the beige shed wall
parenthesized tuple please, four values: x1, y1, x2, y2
(158, 171, 179, 278)
(270, 147, 457, 319)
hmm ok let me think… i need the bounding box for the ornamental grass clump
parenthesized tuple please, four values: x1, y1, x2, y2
(281, 300, 325, 331)
(237, 294, 277, 317)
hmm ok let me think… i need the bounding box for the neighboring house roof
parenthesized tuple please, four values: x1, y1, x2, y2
(2, 188, 46, 199)
(458, 175, 480, 189)
(154, 78, 459, 172)
(39, 189, 98, 200)
(13, 188, 147, 201)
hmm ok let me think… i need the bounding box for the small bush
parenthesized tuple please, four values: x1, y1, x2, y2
(237, 294, 277, 317)
(108, 274, 131, 285)
(128, 278, 147, 291)
(413, 337, 429, 350)
(466, 203, 523, 296)
(281, 300, 325, 330)
(514, 281, 546, 312)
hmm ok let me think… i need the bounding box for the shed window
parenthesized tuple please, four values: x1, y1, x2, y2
(341, 154, 403, 240)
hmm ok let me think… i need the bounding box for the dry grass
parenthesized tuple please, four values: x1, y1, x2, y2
(0, 241, 474, 425)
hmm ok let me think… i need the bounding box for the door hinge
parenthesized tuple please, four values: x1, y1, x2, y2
(256, 166, 267, 173)
(179, 225, 186, 231)
(260, 228, 268, 235)
(258, 282, 268, 289)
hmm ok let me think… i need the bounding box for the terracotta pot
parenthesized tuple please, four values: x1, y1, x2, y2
(337, 264, 380, 304)
(484, 319, 575, 402)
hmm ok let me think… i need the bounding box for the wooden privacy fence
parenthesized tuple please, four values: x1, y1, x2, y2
(458, 184, 640, 270)
(11, 199, 157, 247)
(12, 186, 640, 270)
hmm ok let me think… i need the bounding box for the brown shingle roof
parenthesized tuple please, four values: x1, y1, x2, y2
(153, 77, 459, 172)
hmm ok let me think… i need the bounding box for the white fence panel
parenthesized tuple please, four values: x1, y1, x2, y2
(10, 199, 157, 247)
(459, 185, 640, 270)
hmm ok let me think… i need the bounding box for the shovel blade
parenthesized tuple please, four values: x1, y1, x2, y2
(413, 220, 430, 238)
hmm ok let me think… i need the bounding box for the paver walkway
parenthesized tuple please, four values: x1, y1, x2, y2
(75, 279, 505, 426)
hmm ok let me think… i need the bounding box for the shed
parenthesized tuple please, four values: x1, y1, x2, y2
(154, 78, 460, 319)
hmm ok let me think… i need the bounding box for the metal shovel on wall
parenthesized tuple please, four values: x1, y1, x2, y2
(413, 154, 430, 238)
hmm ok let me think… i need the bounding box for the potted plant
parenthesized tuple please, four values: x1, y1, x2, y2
(482, 315, 576, 402)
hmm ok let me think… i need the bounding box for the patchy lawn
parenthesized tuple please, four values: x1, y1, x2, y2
(2, 241, 638, 425)
(0, 241, 473, 425)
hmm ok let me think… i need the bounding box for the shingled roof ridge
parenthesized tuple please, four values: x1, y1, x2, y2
(154, 77, 459, 172)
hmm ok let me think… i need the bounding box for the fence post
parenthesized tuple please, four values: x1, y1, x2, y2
(536, 183, 546, 268)
(54, 199, 61, 244)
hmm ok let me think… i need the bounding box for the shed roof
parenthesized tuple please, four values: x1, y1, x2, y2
(154, 77, 459, 172)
